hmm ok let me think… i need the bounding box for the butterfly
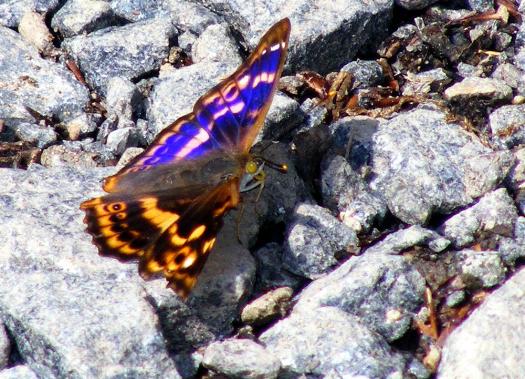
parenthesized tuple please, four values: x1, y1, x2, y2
(80, 18, 291, 298)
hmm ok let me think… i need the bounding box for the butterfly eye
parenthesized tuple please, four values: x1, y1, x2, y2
(245, 160, 259, 175)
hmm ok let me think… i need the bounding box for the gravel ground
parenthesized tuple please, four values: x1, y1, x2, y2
(1, 0, 525, 378)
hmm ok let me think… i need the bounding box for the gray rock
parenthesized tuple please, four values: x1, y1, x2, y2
(96, 115, 118, 143)
(106, 77, 142, 127)
(297, 98, 328, 130)
(0, 26, 89, 128)
(321, 153, 387, 233)
(456, 62, 484, 78)
(252, 243, 304, 293)
(40, 143, 113, 168)
(489, 104, 525, 149)
(10, 122, 57, 148)
(445, 290, 466, 308)
(147, 61, 237, 139)
(491, 63, 521, 89)
(203, 339, 281, 379)
(440, 188, 518, 248)
(0, 324, 9, 370)
(62, 17, 177, 94)
(367, 225, 451, 255)
(354, 106, 513, 224)
(164, 0, 221, 34)
(284, 203, 359, 279)
(438, 267, 525, 378)
(444, 77, 512, 104)
(261, 92, 304, 141)
(62, 113, 99, 140)
(0, 0, 31, 28)
(18, 11, 54, 53)
(457, 249, 506, 289)
(0, 366, 38, 379)
(0, 167, 181, 378)
(402, 68, 452, 96)
(106, 127, 140, 155)
(260, 307, 411, 378)
(51, 0, 116, 37)
(116, 147, 144, 168)
(203, 0, 392, 74)
(506, 147, 525, 191)
(466, 0, 494, 11)
(109, 0, 166, 22)
(241, 287, 293, 327)
(395, 0, 440, 10)
(294, 253, 425, 341)
(340, 59, 384, 88)
(498, 217, 525, 265)
(0, 0, 61, 28)
(187, 220, 257, 335)
(191, 23, 242, 67)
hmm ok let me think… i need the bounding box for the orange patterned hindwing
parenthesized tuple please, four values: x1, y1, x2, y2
(80, 178, 240, 298)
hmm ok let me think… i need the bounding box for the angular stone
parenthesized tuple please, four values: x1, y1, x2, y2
(106, 127, 140, 155)
(438, 268, 525, 378)
(498, 217, 525, 265)
(261, 92, 304, 141)
(62, 17, 177, 94)
(333, 107, 513, 224)
(489, 104, 525, 149)
(106, 77, 142, 127)
(284, 203, 359, 279)
(187, 221, 256, 335)
(164, 0, 221, 34)
(366, 225, 450, 255)
(260, 307, 412, 377)
(10, 123, 57, 148)
(456, 249, 506, 288)
(241, 287, 293, 327)
(491, 63, 521, 89)
(0, 26, 89, 128)
(191, 23, 242, 67)
(294, 253, 425, 341)
(51, 0, 117, 37)
(402, 68, 452, 95)
(440, 188, 518, 248)
(40, 143, 113, 168)
(341, 59, 384, 88)
(252, 243, 304, 293)
(444, 77, 512, 103)
(18, 11, 54, 53)
(203, 339, 280, 379)
(321, 153, 387, 233)
(205, 0, 392, 74)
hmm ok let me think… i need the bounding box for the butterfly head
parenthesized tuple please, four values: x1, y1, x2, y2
(240, 157, 288, 193)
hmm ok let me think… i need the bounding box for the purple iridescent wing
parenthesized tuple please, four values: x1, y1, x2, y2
(103, 18, 290, 193)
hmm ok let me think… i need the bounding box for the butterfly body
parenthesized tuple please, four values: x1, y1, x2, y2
(81, 19, 291, 298)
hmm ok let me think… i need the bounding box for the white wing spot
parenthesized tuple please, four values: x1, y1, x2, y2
(230, 100, 245, 114)
(238, 74, 250, 89)
(270, 43, 280, 51)
(252, 75, 261, 88)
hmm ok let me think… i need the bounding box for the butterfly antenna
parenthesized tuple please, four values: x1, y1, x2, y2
(260, 157, 288, 174)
